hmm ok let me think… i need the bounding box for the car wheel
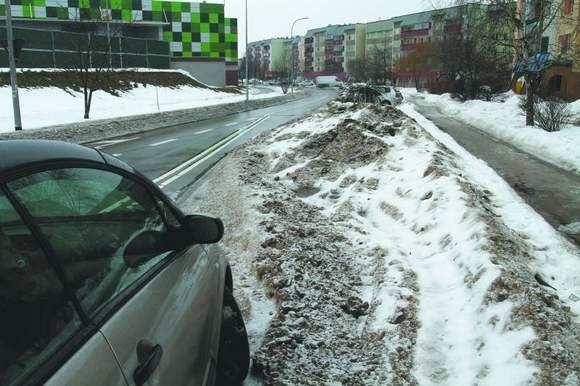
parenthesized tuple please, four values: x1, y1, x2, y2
(216, 288, 250, 386)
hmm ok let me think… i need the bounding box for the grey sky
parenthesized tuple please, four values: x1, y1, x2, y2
(220, 0, 438, 55)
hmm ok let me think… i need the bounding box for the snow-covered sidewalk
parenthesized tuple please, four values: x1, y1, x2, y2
(0, 82, 282, 132)
(404, 89, 580, 175)
(186, 101, 579, 385)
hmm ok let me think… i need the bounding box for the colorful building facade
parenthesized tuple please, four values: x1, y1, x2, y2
(0, 0, 238, 85)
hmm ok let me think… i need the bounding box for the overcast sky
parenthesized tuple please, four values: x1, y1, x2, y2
(220, 0, 440, 55)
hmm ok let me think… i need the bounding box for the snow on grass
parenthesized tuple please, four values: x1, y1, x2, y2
(0, 84, 282, 132)
(405, 90, 580, 174)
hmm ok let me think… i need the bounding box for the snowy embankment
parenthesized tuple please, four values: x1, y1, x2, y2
(404, 89, 580, 174)
(0, 73, 282, 132)
(186, 101, 579, 385)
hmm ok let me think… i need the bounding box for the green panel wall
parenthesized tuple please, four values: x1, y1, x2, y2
(0, 0, 238, 62)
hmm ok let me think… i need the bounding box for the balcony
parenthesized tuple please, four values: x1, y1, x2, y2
(444, 24, 461, 34)
(401, 29, 430, 38)
(401, 43, 418, 51)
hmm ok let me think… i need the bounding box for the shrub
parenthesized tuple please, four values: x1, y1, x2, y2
(337, 84, 382, 103)
(534, 98, 572, 132)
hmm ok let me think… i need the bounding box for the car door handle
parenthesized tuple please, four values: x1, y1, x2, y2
(134, 339, 163, 386)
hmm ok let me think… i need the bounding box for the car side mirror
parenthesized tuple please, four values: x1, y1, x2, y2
(124, 230, 171, 268)
(181, 215, 224, 245)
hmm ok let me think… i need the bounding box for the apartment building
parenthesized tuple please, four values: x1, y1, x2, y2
(389, 7, 456, 86)
(297, 36, 306, 75)
(391, 6, 467, 57)
(304, 24, 353, 78)
(344, 23, 366, 73)
(542, 0, 580, 100)
(247, 3, 524, 88)
(304, 26, 327, 73)
(247, 37, 295, 79)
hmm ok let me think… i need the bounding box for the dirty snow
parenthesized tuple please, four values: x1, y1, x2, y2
(0, 83, 282, 132)
(186, 101, 579, 385)
(404, 89, 580, 175)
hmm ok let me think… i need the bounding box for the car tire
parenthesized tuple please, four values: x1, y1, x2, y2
(215, 288, 250, 386)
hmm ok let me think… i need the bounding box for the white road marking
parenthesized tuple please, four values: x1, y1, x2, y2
(225, 122, 239, 127)
(194, 129, 213, 135)
(92, 136, 141, 149)
(154, 115, 270, 188)
(112, 153, 122, 157)
(148, 138, 177, 147)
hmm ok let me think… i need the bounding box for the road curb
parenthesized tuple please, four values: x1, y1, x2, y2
(0, 90, 307, 145)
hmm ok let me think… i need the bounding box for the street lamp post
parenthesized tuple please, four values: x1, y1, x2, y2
(245, 0, 249, 102)
(5, 0, 23, 131)
(290, 17, 308, 95)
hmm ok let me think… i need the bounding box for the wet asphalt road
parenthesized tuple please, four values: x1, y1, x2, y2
(410, 97, 580, 246)
(88, 88, 337, 199)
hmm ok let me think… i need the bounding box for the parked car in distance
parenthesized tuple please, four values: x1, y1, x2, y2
(315, 75, 341, 88)
(373, 85, 404, 105)
(394, 89, 404, 104)
(0, 140, 249, 386)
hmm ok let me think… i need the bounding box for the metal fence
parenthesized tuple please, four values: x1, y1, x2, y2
(0, 26, 170, 69)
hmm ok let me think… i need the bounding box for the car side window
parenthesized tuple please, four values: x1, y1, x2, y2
(0, 190, 82, 386)
(7, 167, 176, 317)
(155, 197, 182, 229)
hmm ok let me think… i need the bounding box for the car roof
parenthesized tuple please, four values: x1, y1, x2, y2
(0, 140, 112, 175)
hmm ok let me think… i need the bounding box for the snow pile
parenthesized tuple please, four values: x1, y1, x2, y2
(188, 102, 579, 385)
(569, 100, 580, 117)
(0, 84, 282, 132)
(406, 90, 580, 174)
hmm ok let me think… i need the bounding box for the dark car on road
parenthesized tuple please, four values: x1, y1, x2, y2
(0, 140, 249, 386)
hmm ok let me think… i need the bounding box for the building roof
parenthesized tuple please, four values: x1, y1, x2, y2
(248, 38, 274, 47)
(366, 19, 394, 33)
(390, 4, 465, 25)
(305, 24, 355, 38)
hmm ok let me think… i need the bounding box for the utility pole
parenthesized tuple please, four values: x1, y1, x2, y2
(290, 17, 308, 94)
(5, 0, 23, 131)
(245, 0, 249, 102)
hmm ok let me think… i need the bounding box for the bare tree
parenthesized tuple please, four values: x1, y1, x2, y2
(70, 31, 111, 119)
(272, 48, 292, 94)
(436, 4, 514, 99)
(467, 0, 567, 125)
(394, 42, 439, 89)
(368, 46, 392, 84)
(347, 57, 370, 82)
(346, 46, 396, 84)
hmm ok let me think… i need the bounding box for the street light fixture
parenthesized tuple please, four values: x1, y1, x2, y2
(290, 17, 309, 94)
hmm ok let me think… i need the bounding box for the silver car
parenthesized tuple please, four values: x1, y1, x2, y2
(373, 86, 404, 105)
(0, 140, 249, 386)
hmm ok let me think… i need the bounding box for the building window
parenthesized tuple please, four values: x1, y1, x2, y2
(541, 37, 549, 53)
(563, 0, 574, 14)
(560, 34, 570, 54)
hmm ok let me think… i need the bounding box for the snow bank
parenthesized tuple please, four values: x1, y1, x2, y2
(0, 84, 282, 132)
(406, 90, 580, 174)
(401, 102, 580, 317)
(189, 101, 579, 385)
